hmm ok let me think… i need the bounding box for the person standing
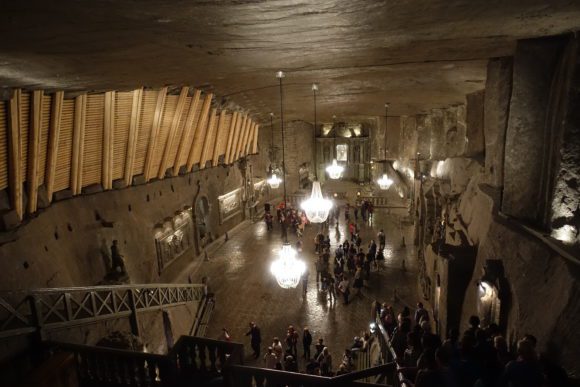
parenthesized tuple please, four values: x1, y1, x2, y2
(339, 276, 350, 304)
(328, 276, 337, 302)
(245, 322, 262, 359)
(263, 346, 278, 369)
(302, 327, 312, 359)
(377, 229, 386, 251)
(286, 325, 299, 358)
(301, 268, 309, 296)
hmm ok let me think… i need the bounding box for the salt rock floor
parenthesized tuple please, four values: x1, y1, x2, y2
(187, 207, 419, 369)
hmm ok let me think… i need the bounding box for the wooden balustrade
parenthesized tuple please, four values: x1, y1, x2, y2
(46, 341, 175, 387)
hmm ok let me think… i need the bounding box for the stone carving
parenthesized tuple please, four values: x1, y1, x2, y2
(218, 188, 242, 224)
(154, 207, 194, 274)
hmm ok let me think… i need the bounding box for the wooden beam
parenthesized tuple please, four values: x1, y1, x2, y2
(45, 91, 64, 203)
(230, 114, 246, 164)
(186, 93, 213, 171)
(236, 115, 250, 160)
(172, 89, 201, 176)
(242, 121, 255, 157)
(26, 90, 43, 213)
(71, 94, 87, 195)
(124, 88, 143, 186)
(224, 112, 238, 165)
(102, 91, 115, 190)
(212, 110, 227, 167)
(251, 124, 260, 154)
(200, 108, 217, 168)
(158, 87, 188, 179)
(7, 89, 23, 220)
(144, 87, 167, 181)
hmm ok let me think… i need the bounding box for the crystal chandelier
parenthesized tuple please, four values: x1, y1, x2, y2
(377, 173, 393, 190)
(302, 83, 333, 223)
(302, 181, 333, 223)
(267, 173, 281, 189)
(326, 158, 344, 180)
(270, 70, 306, 289)
(270, 243, 305, 288)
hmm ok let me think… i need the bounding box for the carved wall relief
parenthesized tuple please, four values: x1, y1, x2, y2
(218, 188, 242, 224)
(154, 207, 194, 274)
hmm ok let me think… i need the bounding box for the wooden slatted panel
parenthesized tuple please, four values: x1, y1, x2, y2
(0, 101, 7, 189)
(20, 91, 30, 183)
(168, 96, 191, 166)
(134, 90, 157, 175)
(82, 94, 104, 187)
(152, 95, 177, 175)
(215, 113, 232, 163)
(113, 92, 133, 180)
(177, 94, 203, 168)
(37, 94, 52, 186)
(200, 109, 217, 168)
(54, 99, 74, 191)
(251, 124, 260, 154)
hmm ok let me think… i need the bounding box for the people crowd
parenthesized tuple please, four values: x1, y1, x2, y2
(255, 198, 569, 386)
(374, 302, 569, 387)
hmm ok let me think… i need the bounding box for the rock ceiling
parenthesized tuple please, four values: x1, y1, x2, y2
(1, 0, 580, 123)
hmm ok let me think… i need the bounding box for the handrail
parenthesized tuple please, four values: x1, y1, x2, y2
(375, 314, 412, 387)
(0, 283, 205, 339)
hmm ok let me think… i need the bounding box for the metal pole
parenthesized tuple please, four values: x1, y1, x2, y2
(278, 72, 288, 244)
(313, 84, 318, 180)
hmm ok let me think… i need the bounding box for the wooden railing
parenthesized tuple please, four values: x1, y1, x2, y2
(224, 363, 396, 387)
(375, 315, 412, 387)
(44, 336, 244, 387)
(0, 284, 204, 339)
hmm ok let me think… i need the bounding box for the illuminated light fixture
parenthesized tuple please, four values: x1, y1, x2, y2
(326, 114, 344, 180)
(301, 181, 333, 223)
(270, 70, 305, 289)
(378, 173, 393, 190)
(376, 103, 393, 190)
(552, 224, 577, 245)
(267, 173, 281, 189)
(267, 112, 282, 189)
(270, 243, 306, 289)
(302, 83, 333, 223)
(326, 158, 344, 180)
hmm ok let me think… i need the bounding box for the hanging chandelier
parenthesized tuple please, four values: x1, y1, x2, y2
(326, 115, 344, 180)
(270, 243, 306, 288)
(326, 158, 344, 180)
(302, 181, 333, 223)
(302, 83, 333, 223)
(270, 70, 305, 289)
(267, 173, 282, 189)
(376, 102, 392, 190)
(377, 173, 393, 190)
(267, 112, 282, 189)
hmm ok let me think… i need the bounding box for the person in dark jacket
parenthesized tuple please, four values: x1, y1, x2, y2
(303, 327, 313, 359)
(245, 321, 262, 358)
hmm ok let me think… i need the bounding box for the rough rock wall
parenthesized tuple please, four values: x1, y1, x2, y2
(0, 154, 272, 290)
(281, 120, 314, 193)
(397, 34, 580, 376)
(502, 38, 565, 225)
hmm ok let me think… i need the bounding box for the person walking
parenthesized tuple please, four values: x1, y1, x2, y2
(302, 327, 312, 359)
(301, 268, 309, 296)
(245, 322, 262, 359)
